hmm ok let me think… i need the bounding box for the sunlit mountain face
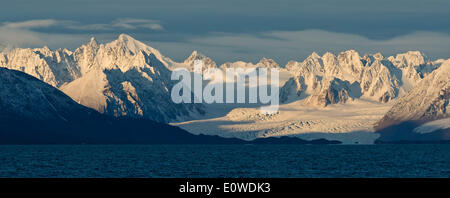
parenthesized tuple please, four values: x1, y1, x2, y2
(1, 33, 448, 144)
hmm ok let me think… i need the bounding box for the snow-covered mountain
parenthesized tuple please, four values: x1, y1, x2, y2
(0, 67, 338, 145)
(302, 77, 359, 107)
(0, 34, 203, 123)
(256, 57, 280, 68)
(63, 34, 203, 122)
(0, 67, 257, 144)
(0, 47, 79, 87)
(374, 59, 450, 142)
(376, 59, 450, 128)
(281, 50, 439, 106)
(0, 67, 95, 122)
(1, 34, 447, 144)
(181, 50, 217, 72)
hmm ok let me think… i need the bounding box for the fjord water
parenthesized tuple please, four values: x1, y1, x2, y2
(0, 144, 449, 178)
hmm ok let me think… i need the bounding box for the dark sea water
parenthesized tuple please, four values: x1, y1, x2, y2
(0, 144, 449, 178)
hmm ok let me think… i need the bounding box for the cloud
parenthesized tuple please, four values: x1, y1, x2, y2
(62, 18, 164, 31)
(149, 30, 450, 64)
(2, 19, 59, 29)
(0, 18, 164, 32)
(1, 19, 449, 66)
(0, 18, 164, 50)
(111, 18, 164, 31)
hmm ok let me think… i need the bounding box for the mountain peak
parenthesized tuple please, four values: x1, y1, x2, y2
(118, 33, 135, 42)
(309, 52, 321, 59)
(185, 50, 206, 61)
(257, 57, 279, 68)
(89, 37, 97, 44)
(323, 52, 335, 57)
(189, 50, 198, 57)
(394, 51, 426, 59)
(113, 33, 146, 51)
(107, 33, 166, 63)
(86, 37, 98, 48)
(185, 50, 203, 62)
(404, 50, 425, 56)
(338, 50, 361, 58)
(388, 50, 429, 69)
(183, 50, 217, 69)
(373, 52, 384, 60)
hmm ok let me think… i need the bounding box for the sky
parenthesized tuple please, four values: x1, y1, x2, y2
(1, 0, 450, 65)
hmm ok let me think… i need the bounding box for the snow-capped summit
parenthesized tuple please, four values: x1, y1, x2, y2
(336, 50, 365, 81)
(360, 59, 401, 102)
(256, 57, 280, 68)
(219, 61, 256, 70)
(183, 50, 217, 71)
(388, 51, 437, 79)
(113, 34, 162, 57)
(388, 51, 427, 69)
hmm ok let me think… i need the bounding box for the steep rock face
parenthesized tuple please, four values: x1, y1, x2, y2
(72, 37, 100, 75)
(337, 50, 365, 81)
(303, 77, 355, 107)
(360, 60, 401, 103)
(279, 72, 321, 103)
(322, 52, 343, 79)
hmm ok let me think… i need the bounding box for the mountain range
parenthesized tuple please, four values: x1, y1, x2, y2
(1, 34, 449, 143)
(1, 34, 203, 123)
(280, 50, 439, 106)
(0, 67, 340, 144)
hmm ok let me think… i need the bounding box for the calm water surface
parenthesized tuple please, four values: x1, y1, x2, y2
(0, 144, 449, 177)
